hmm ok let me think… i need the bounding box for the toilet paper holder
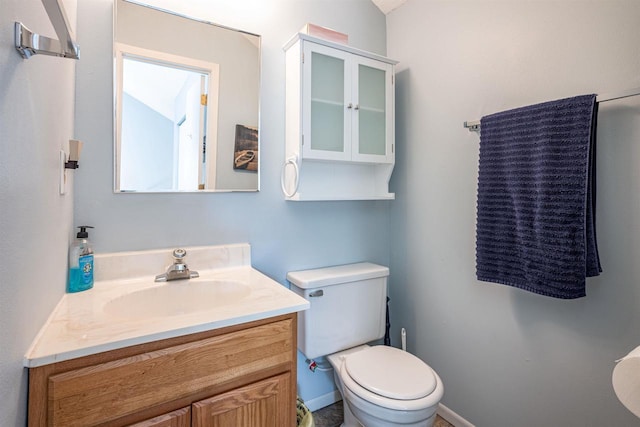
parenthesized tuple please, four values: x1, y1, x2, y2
(613, 345, 640, 419)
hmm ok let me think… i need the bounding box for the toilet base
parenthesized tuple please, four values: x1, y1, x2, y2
(341, 412, 436, 427)
(341, 393, 362, 427)
(338, 396, 437, 427)
(342, 384, 437, 427)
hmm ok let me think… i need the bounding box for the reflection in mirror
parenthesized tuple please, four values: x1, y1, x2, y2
(114, 0, 260, 192)
(116, 44, 218, 191)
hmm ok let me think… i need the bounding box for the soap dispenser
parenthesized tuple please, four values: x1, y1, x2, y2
(68, 226, 94, 293)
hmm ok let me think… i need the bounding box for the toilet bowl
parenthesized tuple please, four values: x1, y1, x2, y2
(327, 345, 444, 427)
(287, 263, 445, 427)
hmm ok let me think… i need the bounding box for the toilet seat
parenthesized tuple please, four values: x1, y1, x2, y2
(339, 346, 442, 412)
(345, 345, 437, 400)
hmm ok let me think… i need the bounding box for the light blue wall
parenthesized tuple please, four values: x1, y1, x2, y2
(0, 0, 76, 425)
(74, 0, 388, 407)
(7, 0, 640, 425)
(387, 1, 640, 426)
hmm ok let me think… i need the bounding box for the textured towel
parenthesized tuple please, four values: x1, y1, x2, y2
(476, 94, 601, 299)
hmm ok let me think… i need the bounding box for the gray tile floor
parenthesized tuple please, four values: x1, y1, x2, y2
(312, 400, 344, 427)
(312, 401, 455, 427)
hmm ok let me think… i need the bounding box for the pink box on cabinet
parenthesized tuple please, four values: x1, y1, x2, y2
(300, 23, 348, 45)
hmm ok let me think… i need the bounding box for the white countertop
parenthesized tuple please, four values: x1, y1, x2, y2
(24, 245, 309, 368)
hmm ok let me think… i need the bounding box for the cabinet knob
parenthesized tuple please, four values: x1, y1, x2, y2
(346, 103, 353, 109)
(354, 104, 360, 110)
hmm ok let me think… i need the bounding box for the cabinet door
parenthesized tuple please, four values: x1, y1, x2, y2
(192, 373, 292, 427)
(302, 42, 352, 161)
(352, 56, 394, 163)
(42, 319, 293, 427)
(127, 407, 191, 427)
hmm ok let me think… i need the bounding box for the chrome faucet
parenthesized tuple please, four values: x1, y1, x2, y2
(155, 249, 199, 282)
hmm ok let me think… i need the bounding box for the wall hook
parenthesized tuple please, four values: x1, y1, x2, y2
(15, 0, 80, 60)
(64, 160, 78, 170)
(64, 139, 83, 169)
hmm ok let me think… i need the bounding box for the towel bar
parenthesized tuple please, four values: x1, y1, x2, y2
(463, 120, 481, 133)
(464, 87, 640, 133)
(15, 0, 79, 59)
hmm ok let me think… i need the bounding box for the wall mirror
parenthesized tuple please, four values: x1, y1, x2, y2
(114, 0, 260, 192)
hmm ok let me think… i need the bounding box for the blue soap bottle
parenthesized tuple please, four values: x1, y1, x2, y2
(68, 226, 94, 293)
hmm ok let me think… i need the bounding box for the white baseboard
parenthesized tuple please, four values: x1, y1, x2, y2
(304, 390, 342, 412)
(437, 403, 475, 427)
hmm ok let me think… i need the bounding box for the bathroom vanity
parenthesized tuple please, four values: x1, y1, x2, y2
(24, 244, 309, 427)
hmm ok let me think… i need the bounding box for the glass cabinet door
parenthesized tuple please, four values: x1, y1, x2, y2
(352, 56, 394, 163)
(302, 43, 352, 161)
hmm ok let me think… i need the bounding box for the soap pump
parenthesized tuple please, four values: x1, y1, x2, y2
(68, 226, 94, 293)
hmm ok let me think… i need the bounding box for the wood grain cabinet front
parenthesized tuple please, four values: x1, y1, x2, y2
(128, 407, 191, 427)
(192, 373, 291, 427)
(27, 314, 297, 427)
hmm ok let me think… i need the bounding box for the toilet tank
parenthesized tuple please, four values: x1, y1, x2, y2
(287, 263, 389, 360)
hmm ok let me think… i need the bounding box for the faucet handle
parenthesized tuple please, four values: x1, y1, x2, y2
(172, 248, 187, 261)
(154, 248, 198, 282)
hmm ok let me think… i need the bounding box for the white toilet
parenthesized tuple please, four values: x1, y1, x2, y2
(288, 263, 444, 427)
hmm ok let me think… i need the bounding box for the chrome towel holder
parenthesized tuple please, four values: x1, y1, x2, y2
(464, 87, 640, 134)
(14, 0, 79, 60)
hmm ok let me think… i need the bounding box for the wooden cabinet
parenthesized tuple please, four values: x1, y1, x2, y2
(27, 314, 297, 427)
(283, 33, 397, 201)
(192, 374, 290, 427)
(129, 407, 191, 427)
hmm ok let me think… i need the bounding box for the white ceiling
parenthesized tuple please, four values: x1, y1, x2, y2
(371, 0, 407, 15)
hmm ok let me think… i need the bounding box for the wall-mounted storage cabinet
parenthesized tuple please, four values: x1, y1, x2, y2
(283, 33, 398, 201)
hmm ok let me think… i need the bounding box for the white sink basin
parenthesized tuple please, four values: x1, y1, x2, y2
(104, 279, 251, 319)
(24, 244, 311, 368)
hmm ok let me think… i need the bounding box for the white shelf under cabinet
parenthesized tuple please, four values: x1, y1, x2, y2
(283, 33, 398, 201)
(286, 160, 395, 201)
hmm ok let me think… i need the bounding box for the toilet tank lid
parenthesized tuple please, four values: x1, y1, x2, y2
(287, 262, 389, 289)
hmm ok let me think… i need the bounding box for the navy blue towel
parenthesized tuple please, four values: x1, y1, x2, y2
(476, 94, 601, 299)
